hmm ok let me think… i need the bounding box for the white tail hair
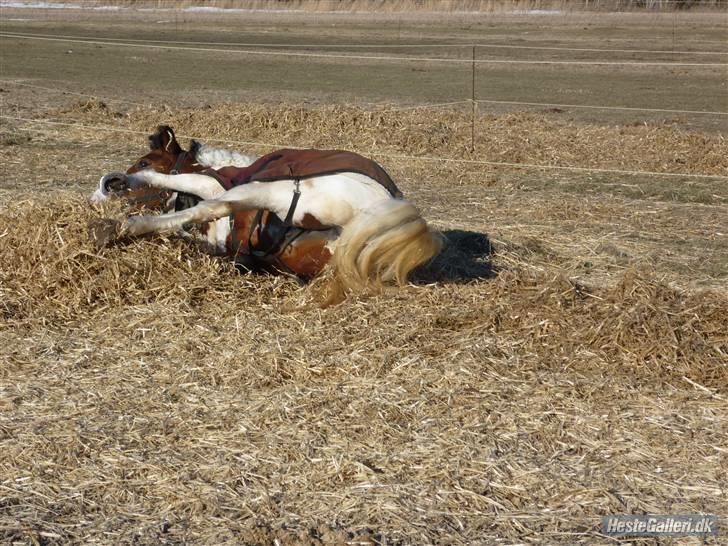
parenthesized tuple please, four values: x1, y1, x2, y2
(326, 199, 442, 303)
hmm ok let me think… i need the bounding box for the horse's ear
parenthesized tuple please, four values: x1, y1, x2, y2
(149, 125, 182, 154)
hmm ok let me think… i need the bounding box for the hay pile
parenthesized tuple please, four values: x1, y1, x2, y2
(1, 189, 726, 544)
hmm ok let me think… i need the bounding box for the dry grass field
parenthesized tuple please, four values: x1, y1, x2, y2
(1, 4, 727, 545)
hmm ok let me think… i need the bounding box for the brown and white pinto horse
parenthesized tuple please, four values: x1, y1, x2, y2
(92, 126, 341, 280)
(93, 127, 442, 300)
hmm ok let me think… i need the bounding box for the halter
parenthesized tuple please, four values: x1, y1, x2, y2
(170, 150, 188, 175)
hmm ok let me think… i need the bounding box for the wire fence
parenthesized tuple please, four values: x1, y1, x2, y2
(1, 26, 726, 181)
(4, 79, 726, 117)
(4, 113, 727, 180)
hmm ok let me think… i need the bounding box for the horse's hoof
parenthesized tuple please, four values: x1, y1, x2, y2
(88, 218, 122, 248)
(100, 172, 129, 193)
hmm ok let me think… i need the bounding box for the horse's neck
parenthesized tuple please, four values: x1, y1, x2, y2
(193, 142, 257, 170)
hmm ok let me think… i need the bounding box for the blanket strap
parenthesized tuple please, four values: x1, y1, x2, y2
(283, 179, 301, 226)
(246, 179, 303, 260)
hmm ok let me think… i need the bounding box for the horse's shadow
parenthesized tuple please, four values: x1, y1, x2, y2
(412, 229, 496, 284)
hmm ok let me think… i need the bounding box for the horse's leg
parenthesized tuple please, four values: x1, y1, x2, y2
(123, 176, 364, 240)
(128, 171, 392, 224)
(124, 199, 236, 237)
(127, 170, 225, 199)
(122, 182, 284, 238)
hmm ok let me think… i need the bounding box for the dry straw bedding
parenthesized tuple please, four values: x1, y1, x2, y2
(1, 194, 726, 545)
(1, 103, 727, 544)
(4, 100, 727, 287)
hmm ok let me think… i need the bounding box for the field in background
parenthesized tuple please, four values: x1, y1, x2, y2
(1, 5, 726, 132)
(1, 5, 727, 546)
(5, 0, 728, 12)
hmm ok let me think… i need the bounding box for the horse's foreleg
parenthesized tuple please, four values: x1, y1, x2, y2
(128, 170, 224, 199)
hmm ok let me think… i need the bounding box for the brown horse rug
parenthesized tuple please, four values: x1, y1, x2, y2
(203, 148, 404, 198)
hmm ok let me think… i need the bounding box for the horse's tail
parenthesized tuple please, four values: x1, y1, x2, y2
(326, 198, 442, 303)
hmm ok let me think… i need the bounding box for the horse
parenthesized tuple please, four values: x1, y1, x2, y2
(92, 127, 442, 302)
(91, 126, 343, 280)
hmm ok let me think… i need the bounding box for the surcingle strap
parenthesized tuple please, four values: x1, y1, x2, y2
(244, 179, 303, 260)
(283, 179, 301, 226)
(233, 207, 307, 280)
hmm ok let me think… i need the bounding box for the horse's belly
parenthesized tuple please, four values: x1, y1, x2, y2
(297, 173, 392, 226)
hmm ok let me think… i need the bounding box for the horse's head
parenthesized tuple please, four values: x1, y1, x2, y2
(127, 125, 190, 175)
(91, 125, 198, 210)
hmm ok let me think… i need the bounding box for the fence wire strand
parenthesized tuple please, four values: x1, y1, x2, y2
(3, 79, 724, 117)
(4, 114, 726, 181)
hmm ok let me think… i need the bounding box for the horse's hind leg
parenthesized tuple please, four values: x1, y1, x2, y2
(121, 181, 280, 239)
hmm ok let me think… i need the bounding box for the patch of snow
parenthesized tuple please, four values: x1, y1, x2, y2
(1, 1, 83, 8)
(0, 1, 127, 9)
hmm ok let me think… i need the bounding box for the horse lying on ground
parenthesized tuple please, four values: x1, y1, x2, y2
(92, 126, 345, 279)
(91, 126, 442, 301)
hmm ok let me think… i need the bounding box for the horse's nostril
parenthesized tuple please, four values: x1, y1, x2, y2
(103, 173, 129, 193)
